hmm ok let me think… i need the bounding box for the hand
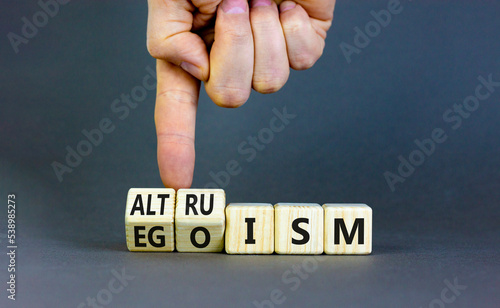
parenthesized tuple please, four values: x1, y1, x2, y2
(147, 0, 335, 189)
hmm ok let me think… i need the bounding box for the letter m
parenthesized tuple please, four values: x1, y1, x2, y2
(334, 218, 364, 245)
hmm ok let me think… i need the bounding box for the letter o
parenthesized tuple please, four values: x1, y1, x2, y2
(33, 11, 49, 28)
(190, 227, 210, 248)
(258, 128, 274, 144)
(97, 289, 113, 305)
(429, 299, 445, 308)
(408, 150, 425, 166)
(365, 20, 381, 37)
(463, 96, 479, 112)
(131, 86, 147, 102)
(76, 140, 93, 157)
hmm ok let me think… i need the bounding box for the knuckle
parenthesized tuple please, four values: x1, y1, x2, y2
(282, 18, 308, 36)
(194, 0, 220, 14)
(156, 132, 194, 146)
(250, 11, 279, 29)
(290, 49, 321, 70)
(157, 89, 198, 107)
(253, 74, 288, 94)
(147, 39, 162, 59)
(208, 85, 250, 108)
(220, 27, 251, 45)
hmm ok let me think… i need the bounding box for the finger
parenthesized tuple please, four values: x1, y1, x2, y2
(147, 0, 210, 81)
(198, 27, 215, 51)
(205, 0, 254, 108)
(291, 0, 336, 22)
(250, 0, 289, 94)
(192, 0, 220, 30)
(279, 1, 328, 70)
(155, 59, 200, 190)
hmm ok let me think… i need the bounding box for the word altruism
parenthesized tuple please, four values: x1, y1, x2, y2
(125, 189, 372, 255)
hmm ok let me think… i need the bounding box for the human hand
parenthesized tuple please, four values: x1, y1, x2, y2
(147, 0, 335, 189)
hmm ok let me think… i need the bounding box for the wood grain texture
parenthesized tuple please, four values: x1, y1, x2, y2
(274, 203, 324, 254)
(323, 204, 372, 254)
(125, 188, 176, 252)
(225, 203, 274, 254)
(175, 189, 226, 252)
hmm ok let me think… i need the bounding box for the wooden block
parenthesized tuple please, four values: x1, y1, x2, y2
(225, 203, 274, 254)
(175, 189, 226, 252)
(125, 188, 175, 252)
(274, 203, 323, 254)
(323, 203, 372, 254)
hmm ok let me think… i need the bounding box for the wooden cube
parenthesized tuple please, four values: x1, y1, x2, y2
(323, 204, 372, 254)
(274, 203, 323, 254)
(175, 189, 226, 252)
(225, 203, 274, 254)
(125, 188, 175, 251)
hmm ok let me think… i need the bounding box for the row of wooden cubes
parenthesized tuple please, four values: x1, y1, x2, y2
(125, 188, 372, 254)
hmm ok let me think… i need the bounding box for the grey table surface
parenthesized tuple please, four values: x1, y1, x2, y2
(1, 0, 499, 307)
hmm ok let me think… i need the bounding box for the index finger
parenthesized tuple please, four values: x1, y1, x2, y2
(155, 59, 200, 189)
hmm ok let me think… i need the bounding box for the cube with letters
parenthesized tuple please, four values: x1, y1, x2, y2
(125, 188, 175, 251)
(274, 203, 323, 254)
(323, 203, 372, 254)
(225, 203, 274, 254)
(175, 189, 226, 252)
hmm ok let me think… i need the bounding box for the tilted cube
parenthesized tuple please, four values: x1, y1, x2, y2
(125, 188, 175, 251)
(175, 189, 226, 252)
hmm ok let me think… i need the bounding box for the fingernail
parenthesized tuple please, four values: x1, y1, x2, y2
(221, 0, 247, 14)
(180, 62, 201, 79)
(251, 0, 272, 8)
(280, 1, 296, 12)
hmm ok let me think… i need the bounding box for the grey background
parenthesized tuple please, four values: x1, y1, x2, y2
(1, 0, 499, 307)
